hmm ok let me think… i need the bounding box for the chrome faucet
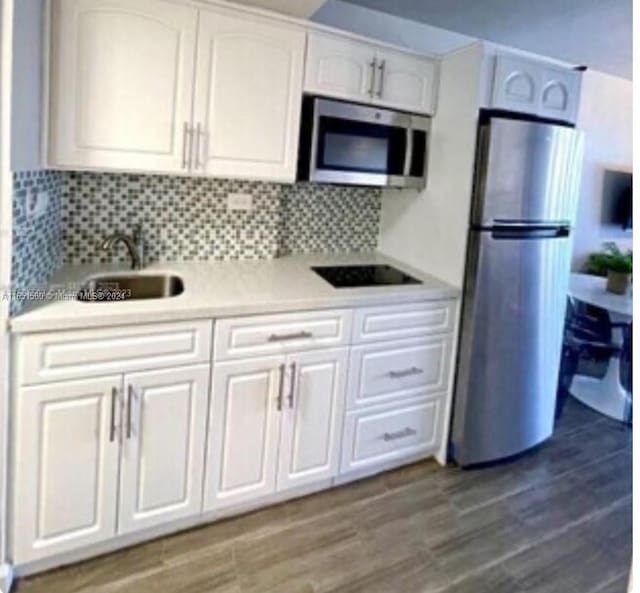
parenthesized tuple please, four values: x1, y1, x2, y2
(101, 225, 144, 270)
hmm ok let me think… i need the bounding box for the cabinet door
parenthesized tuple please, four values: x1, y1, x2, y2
(539, 67, 581, 122)
(118, 365, 210, 534)
(12, 376, 121, 564)
(491, 55, 542, 115)
(204, 356, 285, 511)
(193, 9, 305, 182)
(375, 48, 438, 115)
(49, 0, 198, 172)
(277, 348, 348, 491)
(304, 32, 376, 103)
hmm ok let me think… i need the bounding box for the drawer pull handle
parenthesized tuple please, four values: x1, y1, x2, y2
(268, 331, 313, 342)
(383, 427, 417, 442)
(388, 367, 424, 379)
(277, 363, 285, 411)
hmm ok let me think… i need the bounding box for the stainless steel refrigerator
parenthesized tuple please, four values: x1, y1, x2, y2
(450, 113, 585, 467)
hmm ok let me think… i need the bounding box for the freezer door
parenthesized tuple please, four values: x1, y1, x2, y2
(472, 117, 584, 226)
(451, 229, 572, 466)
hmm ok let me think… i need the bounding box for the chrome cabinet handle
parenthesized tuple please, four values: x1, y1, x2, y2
(194, 123, 202, 170)
(268, 331, 312, 342)
(288, 362, 297, 409)
(277, 363, 285, 411)
(368, 58, 377, 97)
(109, 387, 118, 442)
(383, 427, 417, 441)
(388, 367, 424, 379)
(126, 384, 134, 439)
(377, 59, 386, 98)
(182, 122, 191, 169)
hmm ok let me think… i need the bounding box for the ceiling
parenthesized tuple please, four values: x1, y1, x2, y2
(228, 0, 325, 18)
(340, 0, 632, 79)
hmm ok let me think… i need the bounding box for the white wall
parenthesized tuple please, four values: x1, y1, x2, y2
(312, 0, 473, 55)
(378, 44, 483, 287)
(0, 0, 15, 580)
(571, 69, 632, 270)
(228, 0, 325, 18)
(11, 0, 45, 171)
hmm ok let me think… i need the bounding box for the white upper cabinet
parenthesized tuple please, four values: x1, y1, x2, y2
(118, 366, 210, 535)
(305, 32, 438, 115)
(539, 67, 581, 121)
(49, 0, 198, 173)
(373, 47, 438, 114)
(47, 1, 438, 177)
(13, 376, 121, 564)
(304, 32, 377, 103)
(492, 55, 541, 113)
(193, 8, 305, 182)
(48, 0, 304, 181)
(492, 54, 582, 123)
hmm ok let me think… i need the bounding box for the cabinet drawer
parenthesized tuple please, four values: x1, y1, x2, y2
(214, 309, 352, 361)
(347, 336, 452, 410)
(353, 300, 455, 344)
(341, 396, 443, 473)
(17, 320, 212, 385)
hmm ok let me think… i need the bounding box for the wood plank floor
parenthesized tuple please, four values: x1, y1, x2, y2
(15, 398, 631, 593)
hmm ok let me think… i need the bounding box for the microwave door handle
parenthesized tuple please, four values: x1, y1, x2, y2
(403, 126, 414, 177)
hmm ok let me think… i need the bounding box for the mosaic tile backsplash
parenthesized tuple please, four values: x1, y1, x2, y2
(11, 170, 382, 313)
(61, 173, 382, 262)
(280, 184, 382, 255)
(11, 170, 65, 314)
(62, 173, 284, 263)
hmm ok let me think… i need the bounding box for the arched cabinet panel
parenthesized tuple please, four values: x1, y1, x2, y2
(492, 54, 581, 123)
(49, 0, 198, 172)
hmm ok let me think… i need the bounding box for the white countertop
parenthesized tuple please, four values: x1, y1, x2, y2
(569, 273, 633, 318)
(10, 252, 460, 334)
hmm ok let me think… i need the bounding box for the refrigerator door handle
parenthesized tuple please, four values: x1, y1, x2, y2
(490, 225, 570, 240)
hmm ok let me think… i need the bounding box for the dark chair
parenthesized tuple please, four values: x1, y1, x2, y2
(618, 321, 633, 422)
(556, 298, 621, 418)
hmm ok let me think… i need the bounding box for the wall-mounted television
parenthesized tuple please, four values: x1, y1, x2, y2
(602, 169, 632, 231)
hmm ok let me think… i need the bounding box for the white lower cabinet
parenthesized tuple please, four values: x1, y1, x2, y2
(12, 299, 457, 569)
(277, 348, 348, 490)
(204, 348, 348, 511)
(118, 366, 210, 534)
(205, 356, 285, 510)
(13, 376, 121, 563)
(12, 365, 210, 564)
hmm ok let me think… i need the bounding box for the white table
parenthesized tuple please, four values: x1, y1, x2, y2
(568, 273, 632, 422)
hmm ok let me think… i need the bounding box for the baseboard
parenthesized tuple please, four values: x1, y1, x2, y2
(0, 563, 14, 593)
(335, 450, 432, 485)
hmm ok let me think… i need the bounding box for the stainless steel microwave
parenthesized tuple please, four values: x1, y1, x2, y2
(297, 96, 430, 189)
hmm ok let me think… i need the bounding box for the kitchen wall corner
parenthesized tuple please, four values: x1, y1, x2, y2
(11, 170, 64, 315)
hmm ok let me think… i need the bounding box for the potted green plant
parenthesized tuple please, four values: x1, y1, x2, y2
(585, 242, 633, 294)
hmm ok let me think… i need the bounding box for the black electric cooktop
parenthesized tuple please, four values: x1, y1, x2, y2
(312, 265, 422, 288)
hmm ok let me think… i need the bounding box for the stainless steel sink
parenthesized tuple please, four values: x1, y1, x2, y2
(77, 274, 184, 302)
